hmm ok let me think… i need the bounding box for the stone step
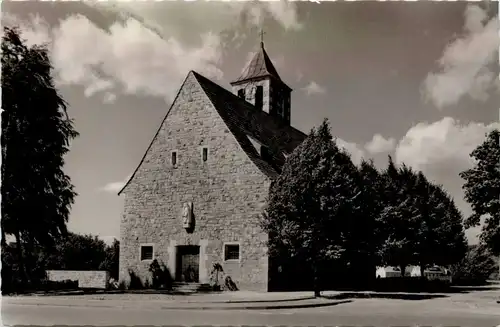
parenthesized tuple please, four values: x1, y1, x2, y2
(171, 282, 212, 293)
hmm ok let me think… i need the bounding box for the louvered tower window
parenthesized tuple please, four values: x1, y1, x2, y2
(255, 86, 263, 110)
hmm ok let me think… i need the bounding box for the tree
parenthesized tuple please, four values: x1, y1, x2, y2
(346, 159, 385, 283)
(1, 27, 79, 286)
(379, 162, 467, 276)
(451, 244, 498, 285)
(430, 185, 467, 268)
(2, 233, 119, 294)
(413, 175, 467, 273)
(378, 158, 421, 276)
(44, 233, 107, 271)
(460, 130, 500, 256)
(100, 239, 120, 280)
(262, 119, 359, 297)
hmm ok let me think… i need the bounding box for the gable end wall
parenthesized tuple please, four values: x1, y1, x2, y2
(119, 73, 271, 291)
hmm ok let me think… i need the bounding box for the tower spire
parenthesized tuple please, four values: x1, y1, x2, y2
(259, 29, 265, 47)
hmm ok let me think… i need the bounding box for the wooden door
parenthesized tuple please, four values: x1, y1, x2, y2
(176, 245, 200, 282)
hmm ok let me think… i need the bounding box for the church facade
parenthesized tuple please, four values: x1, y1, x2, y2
(118, 41, 306, 291)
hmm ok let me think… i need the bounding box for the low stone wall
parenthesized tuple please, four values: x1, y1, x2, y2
(46, 270, 109, 289)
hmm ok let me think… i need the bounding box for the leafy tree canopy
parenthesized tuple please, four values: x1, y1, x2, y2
(262, 118, 360, 295)
(1, 26, 79, 284)
(460, 130, 500, 255)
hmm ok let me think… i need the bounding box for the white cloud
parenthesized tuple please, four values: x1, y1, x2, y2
(394, 117, 499, 244)
(394, 117, 499, 171)
(264, 0, 303, 31)
(423, 5, 499, 109)
(7, 14, 223, 103)
(365, 134, 396, 154)
(302, 81, 326, 96)
(2, 13, 51, 47)
(83, 77, 114, 98)
(100, 174, 132, 193)
(94, 1, 302, 48)
(103, 92, 117, 104)
(336, 138, 366, 166)
(229, 0, 302, 32)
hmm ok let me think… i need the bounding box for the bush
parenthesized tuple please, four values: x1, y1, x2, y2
(451, 245, 498, 285)
(118, 280, 127, 291)
(1, 234, 120, 294)
(128, 269, 144, 290)
(38, 279, 79, 291)
(148, 259, 173, 290)
(209, 263, 224, 291)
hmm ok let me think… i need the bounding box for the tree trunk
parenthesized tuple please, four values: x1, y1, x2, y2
(1, 228, 6, 247)
(313, 263, 321, 298)
(420, 264, 425, 279)
(400, 264, 407, 278)
(14, 230, 28, 288)
(24, 237, 36, 282)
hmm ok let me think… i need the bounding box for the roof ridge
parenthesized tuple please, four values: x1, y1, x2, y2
(117, 71, 196, 195)
(191, 70, 257, 110)
(191, 71, 281, 178)
(120, 70, 308, 195)
(191, 71, 301, 135)
(230, 43, 283, 85)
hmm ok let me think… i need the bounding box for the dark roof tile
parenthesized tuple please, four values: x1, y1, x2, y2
(118, 71, 307, 195)
(192, 71, 306, 178)
(231, 43, 289, 90)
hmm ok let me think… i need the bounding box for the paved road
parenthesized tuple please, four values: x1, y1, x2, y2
(3, 298, 500, 327)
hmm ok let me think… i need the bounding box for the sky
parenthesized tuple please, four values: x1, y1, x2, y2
(2, 1, 499, 245)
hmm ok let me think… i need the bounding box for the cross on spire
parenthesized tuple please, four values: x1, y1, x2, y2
(259, 29, 266, 46)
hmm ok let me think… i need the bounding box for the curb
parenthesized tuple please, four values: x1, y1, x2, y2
(161, 300, 352, 310)
(3, 299, 350, 311)
(8, 294, 316, 304)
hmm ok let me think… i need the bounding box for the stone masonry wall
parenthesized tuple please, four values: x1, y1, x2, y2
(232, 78, 291, 125)
(119, 72, 270, 291)
(46, 270, 109, 289)
(232, 79, 270, 114)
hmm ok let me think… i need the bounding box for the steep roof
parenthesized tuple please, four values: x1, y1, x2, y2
(192, 71, 306, 177)
(118, 71, 306, 195)
(231, 42, 290, 90)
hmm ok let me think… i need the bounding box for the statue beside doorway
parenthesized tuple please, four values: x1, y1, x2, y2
(182, 202, 194, 230)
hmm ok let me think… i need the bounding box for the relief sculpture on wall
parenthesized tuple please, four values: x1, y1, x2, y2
(182, 202, 194, 230)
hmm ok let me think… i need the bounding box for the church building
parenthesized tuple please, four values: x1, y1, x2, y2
(118, 39, 306, 291)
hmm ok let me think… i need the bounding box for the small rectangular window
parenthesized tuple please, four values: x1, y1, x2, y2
(260, 145, 271, 161)
(140, 245, 153, 261)
(202, 147, 208, 162)
(224, 244, 240, 261)
(171, 151, 177, 166)
(238, 89, 245, 99)
(255, 86, 263, 110)
(277, 99, 284, 116)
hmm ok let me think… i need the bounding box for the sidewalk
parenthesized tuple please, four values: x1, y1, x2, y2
(3, 291, 348, 310)
(6, 288, 498, 312)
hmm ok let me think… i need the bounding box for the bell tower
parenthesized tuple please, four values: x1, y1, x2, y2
(230, 31, 292, 125)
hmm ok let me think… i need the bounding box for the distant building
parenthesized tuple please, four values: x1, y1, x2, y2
(118, 40, 306, 291)
(376, 266, 402, 278)
(376, 265, 451, 282)
(411, 265, 452, 282)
